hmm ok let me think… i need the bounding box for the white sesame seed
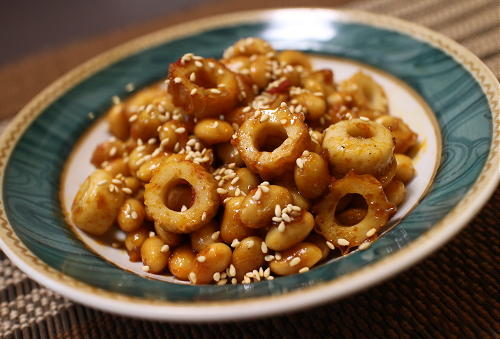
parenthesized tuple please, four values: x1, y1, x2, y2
(111, 178, 122, 185)
(326, 241, 335, 250)
(180, 205, 188, 212)
(121, 187, 132, 194)
(229, 264, 236, 277)
(282, 213, 292, 223)
(174, 77, 182, 83)
(213, 272, 221, 282)
(242, 106, 251, 113)
(208, 62, 215, 68)
(299, 267, 309, 273)
(188, 272, 197, 284)
(260, 185, 270, 193)
(289, 257, 301, 267)
(112, 96, 121, 104)
(230, 177, 239, 185)
(217, 279, 227, 286)
(274, 205, 281, 217)
(360, 116, 370, 121)
(234, 187, 241, 196)
(359, 241, 371, 250)
(221, 272, 227, 279)
(265, 255, 275, 262)
(149, 231, 155, 238)
(97, 180, 107, 186)
(211, 121, 220, 128)
(175, 127, 186, 134)
(189, 72, 196, 82)
(242, 276, 251, 284)
(272, 217, 283, 223)
(231, 278, 237, 285)
(217, 69, 224, 75)
(296, 158, 304, 169)
(337, 238, 350, 246)
(275, 253, 282, 260)
(267, 276, 274, 280)
(201, 211, 207, 221)
(217, 188, 228, 194)
(278, 222, 286, 232)
(231, 239, 240, 248)
(366, 228, 376, 237)
(190, 88, 197, 95)
(194, 61, 203, 68)
(197, 256, 206, 263)
(211, 231, 220, 240)
(148, 138, 156, 145)
(261, 242, 268, 254)
(247, 240, 255, 248)
(264, 267, 271, 278)
(131, 211, 138, 219)
(253, 188, 262, 201)
(259, 114, 269, 122)
(142, 265, 150, 272)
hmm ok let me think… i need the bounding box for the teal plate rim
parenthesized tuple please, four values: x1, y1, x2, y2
(0, 8, 498, 321)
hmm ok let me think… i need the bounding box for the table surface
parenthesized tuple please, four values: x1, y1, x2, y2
(1, 0, 498, 337)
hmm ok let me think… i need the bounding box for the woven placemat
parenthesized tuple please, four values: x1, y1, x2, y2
(1, 0, 499, 337)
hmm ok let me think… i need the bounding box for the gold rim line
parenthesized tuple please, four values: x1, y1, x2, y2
(0, 8, 498, 312)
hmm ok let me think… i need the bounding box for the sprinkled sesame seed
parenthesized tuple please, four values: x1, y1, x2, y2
(194, 61, 203, 68)
(189, 72, 196, 81)
(234, 187, 241, 196)
(359, 241, 371, 250)
(209, 88, 221, 94)
(130, 211, 138, 219)
(190, 88, 197, 95)
(275, 253, 282, 260)
(267, 276, 274, 280)
(326, 241, 335, 250)
(274, 205, 281, 217)
(265, 255, 275, 262)
(180, 205, 188, 212)
(242, 106, 251, 113)
(278, 222, 286, 232)
(247, 240, 255, 248)
(231, 239, 240, 248)
(366, 228, 376, 237)
(217, 188, 228, 194)
(289, 257, 301, 267)
(253, 188, 262, 201)
(197, 256, 206, 263)
(112, 96, 121, 104)
(282, 213, 292, 223)
(229, 264, 236, 277)
(259, 114, 269, 122)
(299, 267, 309, 273)
(217, 279, 227, 286)
(211, 231, 220, 240)
(213, 272, 221, 282)
(231, 278, 237, 285)
(261, 242, 268, 254)
(272, 216, 283, 223)
(175, 127, 186, 134)
(97, 180, 107, 186)
(142, 265, 150, 272)
(260, 185, 270, 193)
(337, 238, 350, 246)
(296, 158, 304, 169)
(111, 179, 122, 185)
(148, 138, 156, 144)
(208, 62, 215, 68)
(174, 77, 182, 83)
(188, 272, 197, 284)
(211, 121, 220, 128)
(217, 69, 224, 75)
(360, 116, 370, 121)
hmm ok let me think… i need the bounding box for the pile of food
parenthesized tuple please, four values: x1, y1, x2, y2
(71, 37, 418, 285)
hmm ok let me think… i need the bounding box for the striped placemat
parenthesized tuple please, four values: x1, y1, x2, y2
(1, 0, 498, 337)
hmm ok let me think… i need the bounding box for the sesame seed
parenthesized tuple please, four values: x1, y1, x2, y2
(131, 211, 138, 219)
(174, 77, 182, 83)
(128, 114, 138, 122)
(264, 267, 271, 278)
(265, 255, 275, 261)
(190, 88, 197, 95)
(242, 106, 251, 113)
(282, 213, 292, 223)
(175, 127, 186, 134)
(125, 82, 135, 92)
(299, 267, 309, 273)
(188, 272, 197, 284)
(275, 253, 282, 260)
(231, 278, 237, 285)
(194, 61, 203, 68)
(221, 272, 227, 279)
(142, 265, 150, 272)
(272, 217, 283, 223)
(278, 222, 286, 232)
(208, 62, 215, 68)
(366, 228, 376, 237)
(253, 188, 262, 201)
(209, 88, 221, 94)
(296, 158, 304, 169)
(326, 241, 335, 250)
(217, 69, 224, 75)
(97, 180, 107, 186)
(112, 96, 121, 104)
(230, 177, 239, 185)
(360, 116, 370, 121)
(108, 184, 116, 193)
(234, 187, 241, 196)
(148, 231, 155, 238)
(201, 211, 207, 221)
(274, 204, 281, 217)
(217, 279, 227, 286)
(280, 102, 287, 107)
(159, 245, 169, 253)
(337, 238, 350, 246)
(260, 185, 270, 193)
(261, 242, 268, 254)
(197, 256, 206, 263)
(280, 119, 287, 125)
(247, 240, 255, 248)
(267, 276, 274, 280)
(211, 231, 220, 240)
(359, 241, 371, 250)
(111, 178, 122, 185)
(231, 239, 240, 248)
(289, 257, 301, 267)
(242, 276, 251, 284)
(213, 272, 221, 282)
(229, 264, 236, 277)
(189, 72, 196, 81)
(148, 138, 156, 144)
(259, 114, 269, 122)
(217, 188, 228, 194)
(180, 205, 188, 212)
